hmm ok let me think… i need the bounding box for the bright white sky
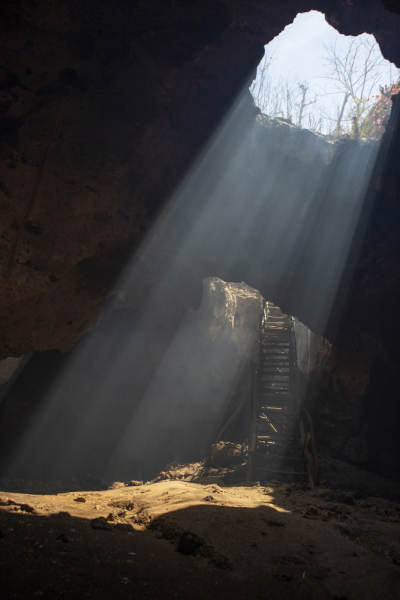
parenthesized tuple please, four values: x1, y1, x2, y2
(253, 11, 397, 127)
(265, 11, 340, 84)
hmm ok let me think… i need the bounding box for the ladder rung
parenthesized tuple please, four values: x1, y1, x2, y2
(263, 330, 291, 333)
(261, 374, 290, 377)
(260, 365, 291, 367)
(257, 440, 301, 445)
(259, 402, 299, 413)
(261, 367, 291, 370)
(260, 406, 298, 410)
(253, 467, 308, 475)
(259, 396, 297, 400)
(261, 357, 291, 360)
(263, 345, 290, 349)
(260, 364, 291, 367)
(259, 392, 296, 396)
(260, 382, 291, 386)
(259, 416, 298, 423)
(260, 406, 297, 411)
(257, 449, 303, 456)
(259, 385, 294, 397)
(260, 371, 291, 374)
(260, 381, 291, 384)
(260, 379, 291, 383)
(255, 454, 305, 463)
(261, 369, 291, 372)
(259, 394, 297, 398)
(262, 349, 291, 352)
(262, 355, 291, 358)
(260, 374, 291, 377)
(261, 365, 292, 369)
(260, 408, 298, 412)
(260, 372, 290, 385)
(261, 378, 292, 381)
(257, 431, 300, 441)
(261, 354, 291, 357)
(261, 372, 291, 375)
(259, 408, 298, 411)
(260, 384, 293, 387)
(260, 385, 293, 394)
(260, 382, 293, 385)
(257, 455, 304, 461)
(260, 378, 293, 381)
(259, 418, 299, 424)
(260, 385, 292, 388)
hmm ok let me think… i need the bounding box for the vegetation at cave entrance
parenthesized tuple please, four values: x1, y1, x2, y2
(250, 34, 400, 138)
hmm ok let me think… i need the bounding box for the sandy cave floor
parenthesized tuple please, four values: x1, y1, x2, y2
(1, 476, 400, 599)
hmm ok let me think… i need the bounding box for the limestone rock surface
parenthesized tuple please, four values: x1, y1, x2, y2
(196, 277, 263, 360)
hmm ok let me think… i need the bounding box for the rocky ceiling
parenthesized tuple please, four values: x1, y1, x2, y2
(1, 0, 400, 360)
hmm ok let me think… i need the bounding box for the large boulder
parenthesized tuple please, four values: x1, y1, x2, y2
(196, 277, 263, 361)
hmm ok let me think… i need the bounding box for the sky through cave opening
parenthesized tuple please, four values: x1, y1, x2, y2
(250, 11, 398, 137)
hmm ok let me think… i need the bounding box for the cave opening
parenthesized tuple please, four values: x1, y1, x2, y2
(250, 11, 398, 137)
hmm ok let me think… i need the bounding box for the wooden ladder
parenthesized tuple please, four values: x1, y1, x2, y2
(247, 302, 309, 484)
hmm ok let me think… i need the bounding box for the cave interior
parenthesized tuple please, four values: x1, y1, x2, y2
(2, 1, 400, 598)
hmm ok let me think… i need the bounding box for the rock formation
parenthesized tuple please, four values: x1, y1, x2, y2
(196, 277, 263, 360)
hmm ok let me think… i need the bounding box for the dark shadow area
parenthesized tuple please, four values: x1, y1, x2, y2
(0, 306, 176, 483)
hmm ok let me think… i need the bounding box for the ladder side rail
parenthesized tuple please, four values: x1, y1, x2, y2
(290, 317, 300, 410)
(257, 299, 266, 409)
(246, 361, 258, 484)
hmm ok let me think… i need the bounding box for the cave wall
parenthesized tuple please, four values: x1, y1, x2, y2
(323, 96, 400, 477)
